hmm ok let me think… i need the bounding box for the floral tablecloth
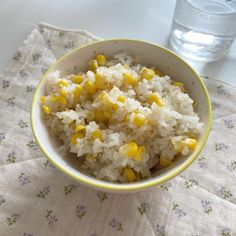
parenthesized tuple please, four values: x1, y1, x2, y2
(0, 23, 236, 236)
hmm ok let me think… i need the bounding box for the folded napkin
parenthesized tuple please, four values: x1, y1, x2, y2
(0, 23, 235, 236)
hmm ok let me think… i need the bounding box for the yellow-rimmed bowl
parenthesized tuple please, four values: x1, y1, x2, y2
(31, 39, 212, 193)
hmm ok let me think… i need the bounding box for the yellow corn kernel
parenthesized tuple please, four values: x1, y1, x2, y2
(187, 132, 197, 139)
(75, 125, 86, 133)
(173, 140, 185, 153)
(70, 133, 84, 145)
(155, 68, 164, 77)
(117, 95, 126, 103)
(112, 104, 119, 110)
(57, 96, 66, 104)
(123, 64, 130, 69)
(123, 167, 136, 182)
(58, 79, 69, 87)
(147, 93, 164, 107)
(86, 154, 96, 161)
(95, 73, 107, 89)
(71, 75, 83, 84)
(173, 81, 185, 92)
(86, 111, 94, 122)
(42, 105, 51, 114)
(85, 81, 97, 95)
(73, 84, 83, 97)
(91, 129, 103, 141)
(134, 113, 146, 127)
(89, 59, 98, 72)
(121, 142, 138, 157)
(160, 156, 172, 167)
(60, 89, 67, 98)
(95, 54, 106, 66)
(94, 110, 105, 123)
(184, 138, 197, 150)
(124, 114, 130, 122)
(123, 73, 138, 86)
(40, 96, 46, 103)
(140, 68, 155, 80)
(50, 95, 58, 102)
(134, 146, 145, 161)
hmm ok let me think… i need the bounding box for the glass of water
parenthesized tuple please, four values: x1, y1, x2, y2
(168, 0, 236, 62)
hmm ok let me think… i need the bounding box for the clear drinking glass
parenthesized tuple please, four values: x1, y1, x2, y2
(168, 0, 236, 62)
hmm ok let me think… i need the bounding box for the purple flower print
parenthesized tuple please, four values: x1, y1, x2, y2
(223, 119, 234, 129)
(216, 85, 226, 95)
(0, 194, 6, 206)
(75, 205, 86, 219)
(6, 213, 21, 225)
(23, 233, 33, 236)
(172, 203, 186, 218)
(156, 224, 166, 236)
(18, 119, 28, 128)
(26, 140, 38, 150)
(19, 69, 29, 77)
(137, 202, 149, 215)
(227, 161, 236, 172)
(32, 53, 41, 62)
(64, 40, 75, 49)
(2, 80, 10, 88)
(160, 182, 172, 191)
(219, 186, 233, 200)
(221, 227, 232, 236)
(0, 132, 6, 142)
(7, 97, 15, 107)
(46, 210, 58, 226)
(109, 217, 123, 231)
(37, 186, 50, 198)
(43, 160, 55, 168)
(97, 191, 108, 201)
(215, 143, 229, 151)
(185, 179, 198, 188)
(64, 183, 77, 195)
(13, 51, 22, 61)
(212, 102, 220, 111)
(201, 200, 212, 214)
(6, 152, 17, 163)
(26, 85, 35, 93)
(90, 232, 98, 236)
(197, 156, 207, 169)
(18, 172, 31, 186)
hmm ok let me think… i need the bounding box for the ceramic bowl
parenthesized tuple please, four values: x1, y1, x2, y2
(31, 39, 212, 193)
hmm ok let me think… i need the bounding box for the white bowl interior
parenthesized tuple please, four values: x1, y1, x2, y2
(32, 40, 210, 191)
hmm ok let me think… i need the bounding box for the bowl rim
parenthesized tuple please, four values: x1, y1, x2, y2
(31, 38, 212, 192)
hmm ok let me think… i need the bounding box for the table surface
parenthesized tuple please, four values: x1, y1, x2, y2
(1, 0, 235, 85)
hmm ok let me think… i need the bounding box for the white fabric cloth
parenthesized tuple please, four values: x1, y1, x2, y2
(0, 23, 236, 236)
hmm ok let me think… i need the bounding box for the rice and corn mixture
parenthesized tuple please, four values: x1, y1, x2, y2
(40, 53, 203, 183)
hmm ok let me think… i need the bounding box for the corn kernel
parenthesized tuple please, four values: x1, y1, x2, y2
(134, 113, 146, 127)
(70, 133, 84, 145)
(140, 68, 155, 80)
(184, 138, 197, 150)
(58, 79, 69, 87)
(75, 125, 86, 133)
(89, 59, 98, 72)
(112, 104, 119, 110)
(86, 154, 96, 161)
(123, 167, 136, 182)
(85, 81, 97, 95)
(95, 73, 108, 89)
(60, 89, 67, 98)
(155, 68, 164, 77)
(117, 95, 126, 103)
(94, 110, 105, 123)
(43, 105, 51, 114)
(73, 84, 83, 97)
(123, 73, 138, 86)
(96, 54, 106, 66)
(71, 75, 83, 84)
(147, 93, 164, 107)
(121, 142, 138, 157)
(160, 156, 172, 167)
(173, 81, 185, 92)
(40, 96, 46, 103)
(91, 129, 103, 141)
(57, 96, 66, 104)
(50, 95, 58, 102)
(134, 146, 145, 161)
(123, 64, 130, 69)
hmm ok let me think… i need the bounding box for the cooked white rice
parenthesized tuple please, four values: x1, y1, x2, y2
(40, 53, 203, 183)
